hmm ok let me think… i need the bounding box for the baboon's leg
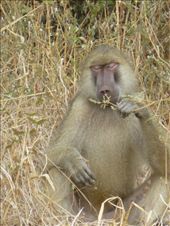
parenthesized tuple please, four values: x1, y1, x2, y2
(127, 176, 169, 225)
(103, 176, 169, 224)
(47, 168, 77, 214)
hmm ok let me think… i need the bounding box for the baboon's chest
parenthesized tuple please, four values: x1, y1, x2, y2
(83, 110, 132, 159)
(81, 111, 140, 195)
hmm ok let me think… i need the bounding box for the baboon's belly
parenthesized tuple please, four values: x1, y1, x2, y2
(84, 140, 132, 199)
(81, 114, 140, 204)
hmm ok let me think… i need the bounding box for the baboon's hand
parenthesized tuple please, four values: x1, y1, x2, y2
(63, 157, 96, 187)
(117, 99, 149, 119)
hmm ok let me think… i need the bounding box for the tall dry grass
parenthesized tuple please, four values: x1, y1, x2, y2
(0, 0, 169, 225)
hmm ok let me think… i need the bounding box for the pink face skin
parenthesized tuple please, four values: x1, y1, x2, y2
(90, 62, 120, 104)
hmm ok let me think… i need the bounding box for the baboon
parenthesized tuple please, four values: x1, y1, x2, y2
(46, 45, 170, 224)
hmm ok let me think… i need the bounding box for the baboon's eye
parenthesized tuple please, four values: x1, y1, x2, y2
(106, 62, 118, 70)
(90, 65, 103, 72)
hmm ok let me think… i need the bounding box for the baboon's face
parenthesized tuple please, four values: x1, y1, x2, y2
(90, 61, 120, 103)
(80, 45, 138, 102)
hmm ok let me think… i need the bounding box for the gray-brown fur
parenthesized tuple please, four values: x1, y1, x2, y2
(46, 45, 170, 224)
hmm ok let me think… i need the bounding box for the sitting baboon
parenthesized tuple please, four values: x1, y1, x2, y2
(46, 45, 170, 224)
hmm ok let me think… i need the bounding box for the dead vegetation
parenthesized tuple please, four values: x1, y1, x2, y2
(0, 0, 170, 225)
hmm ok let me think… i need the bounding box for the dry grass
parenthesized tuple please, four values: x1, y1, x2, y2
(0, 0, 170, 225)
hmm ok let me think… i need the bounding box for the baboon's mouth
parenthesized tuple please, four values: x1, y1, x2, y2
(89, 96, 117, 110)
(100, 93, 119, 104)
